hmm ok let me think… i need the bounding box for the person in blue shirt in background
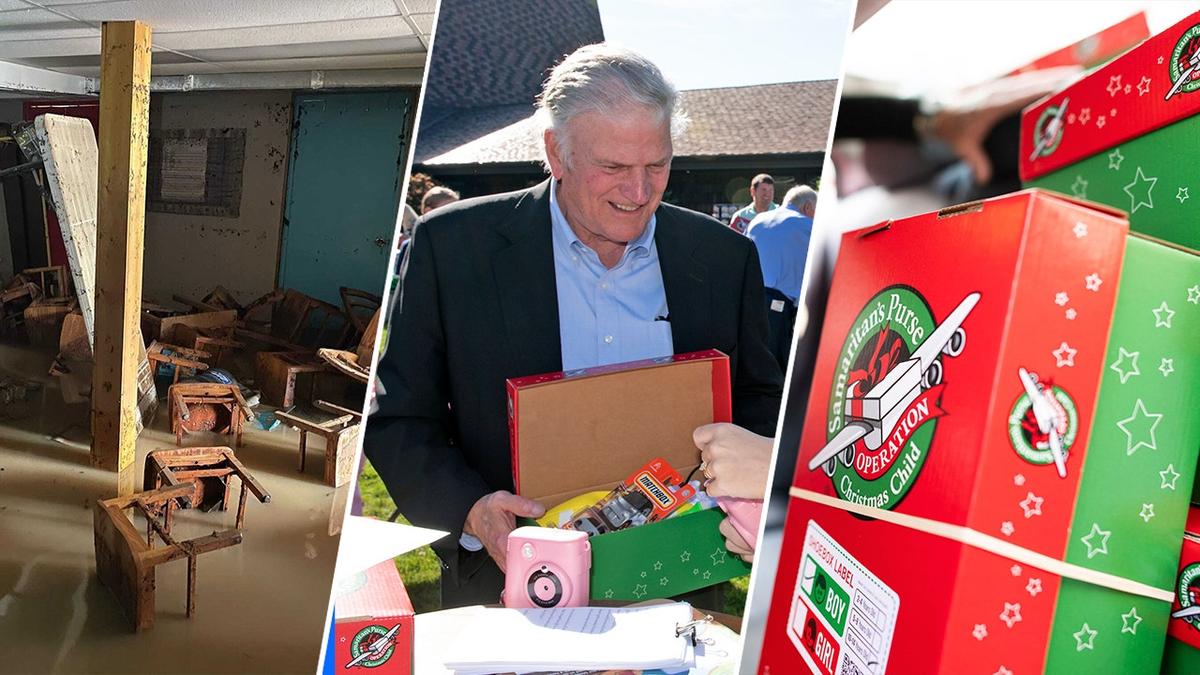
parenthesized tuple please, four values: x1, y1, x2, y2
(745, 184, 816, 371)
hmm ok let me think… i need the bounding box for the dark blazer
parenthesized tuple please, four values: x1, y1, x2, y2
(364, 179, 783, 601)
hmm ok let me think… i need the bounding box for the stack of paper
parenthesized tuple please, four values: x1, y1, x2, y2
(443, 603, 697, 674)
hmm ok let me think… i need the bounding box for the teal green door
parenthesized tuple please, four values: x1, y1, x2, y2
(279, 90, 410, 305)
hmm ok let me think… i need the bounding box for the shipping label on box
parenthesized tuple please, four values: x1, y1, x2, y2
(1022, 10, 1200, 250)
(760, 191, 1200, 674)
(507, 350, 750, 601)
(334, 561, 414, 674)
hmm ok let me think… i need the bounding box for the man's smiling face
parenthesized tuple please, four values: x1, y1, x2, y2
(545, 105, 672, 256)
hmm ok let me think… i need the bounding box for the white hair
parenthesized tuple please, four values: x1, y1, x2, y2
(536, 43, 687, 170)
(784, 185, 818, 212)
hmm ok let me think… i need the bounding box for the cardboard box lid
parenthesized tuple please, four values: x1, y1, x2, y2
(1021, 9, 1200, 180)
(508, 350, 731, 505)
(1010, 12, 1149, 75)
(334, 560, 413, 622)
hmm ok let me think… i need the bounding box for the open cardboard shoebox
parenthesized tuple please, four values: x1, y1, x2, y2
(507, 349, 752, 602)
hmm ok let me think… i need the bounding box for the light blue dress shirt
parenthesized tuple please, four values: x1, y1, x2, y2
(550, 180, 673, 370)
(745, 204, 813, 304)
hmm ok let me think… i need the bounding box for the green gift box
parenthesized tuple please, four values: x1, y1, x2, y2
(1021, 10, 1200, 251)
(507, 350, 751, 602)
(1042, 234, 1200, 672)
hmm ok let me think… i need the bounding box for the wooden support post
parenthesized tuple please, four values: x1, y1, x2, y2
(91, 20, 151, 495)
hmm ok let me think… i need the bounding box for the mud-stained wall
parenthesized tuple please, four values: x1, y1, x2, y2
(143, 90, 292, 305)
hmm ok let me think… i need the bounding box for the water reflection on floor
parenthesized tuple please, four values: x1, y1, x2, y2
(0, 343, 345, 673)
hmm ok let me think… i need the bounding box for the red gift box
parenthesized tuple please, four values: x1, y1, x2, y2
(334, 560, 414, 674)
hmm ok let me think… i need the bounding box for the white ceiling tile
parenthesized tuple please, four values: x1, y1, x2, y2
(154, 16, 410, 51)
(409, 12, 434, 35)
(399, 0, 436, 14)
(179, 36, 421, 63)
(49, 0, 402, 33)
(0, 36, 100, 59)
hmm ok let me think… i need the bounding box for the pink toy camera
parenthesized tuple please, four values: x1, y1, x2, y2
(718, 496, 763, 549)
(502, 526, 591, 609)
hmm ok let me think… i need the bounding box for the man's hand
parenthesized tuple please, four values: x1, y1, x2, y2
(693, 423, 774, 500)
(463, 490, 546, 571)
(719, 517, 754, 563)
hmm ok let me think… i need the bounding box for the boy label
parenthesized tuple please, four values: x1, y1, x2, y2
(788, 520, 899, 675)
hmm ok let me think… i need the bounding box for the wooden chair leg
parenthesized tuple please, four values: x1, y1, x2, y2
(236, 482, 248, 529)
(186, 553, 197, 618)
(298, 431, 307, 473)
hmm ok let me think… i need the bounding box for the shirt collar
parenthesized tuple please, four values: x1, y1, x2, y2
(550, 179, 656, 263)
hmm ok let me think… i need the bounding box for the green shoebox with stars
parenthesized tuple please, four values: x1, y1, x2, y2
(507, 351, 752, 603)
(1020, 9, 1200, 252)
(1040, 234, 1200, 673)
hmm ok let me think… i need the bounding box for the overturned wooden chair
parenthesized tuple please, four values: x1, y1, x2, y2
(275, 400, 361, 487)
(168, 382, 253, 446)
(93, 454, 269, 632)
(146, 340, 211, 386)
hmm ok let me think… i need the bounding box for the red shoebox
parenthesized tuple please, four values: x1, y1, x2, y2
(334, 560, 414, 674)
(1168, 508, 1200, 648)
(759, 190, 1142, 674)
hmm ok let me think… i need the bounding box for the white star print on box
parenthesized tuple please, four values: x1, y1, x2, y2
(1179, 187, 1191, 204)
(1026, 578, 1042, 597)
(994, 667, 1012, 675)
(1066, 308, 1077, 320)
(1085, 273, 1102, 291)
(1019, 492, 1043, 518)
(1161, 464, 1181, 490)
(659, 577, 669, 586)
(1139, 503, 1155, 523)
(1109, 347, 1140, 383)
(1117, 399, 1163, 455)
(1055, 291, 1069, 306)
(1074, 623, 1098, 651)
(604, 588, 614, 599)
(1053, 342, 1077, 367)
(999, 602, 1022, 628)
(1122, 607, 1142, 635)
(973, 624, 988, 641)
(680, 550, 691, 563)
(1080, 523, 1111, 558)
(1188, 285, 1200, 305)
(702, 570, 711, 580)
(1138, 76, 1152, 96)
(653, 560, 663, 571)
(1079, 108, 1091, 125)
(1073, 222, 1088, 238)
(640, 571, 647, 578)
(710, 549, 726, 566)
(1107, 75, 1123, 96)
(1160, 358, 1175, 377)
(1071, 176, 1089, 198)
(1123, 167, 1157, 213)
(1013, 474, 1026, 486)
(1011, 564, 1022, 576)
(1097, 116, 1107, 129)
(1153, 301, 1176, 328)
(1108, 148, 1124, 170)
(1001, 521, 1014, 536)
(632, 583, 647, 599)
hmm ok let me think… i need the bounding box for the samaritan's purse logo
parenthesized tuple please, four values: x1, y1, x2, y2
(1176, 563, 1200, 630)
(1167, 23, 1200, 100)
(1031, 102, 1068, 159)
(348, 624, 397, 668)
(811, 286, 979, 510)
(1008, 377, 1078, 466)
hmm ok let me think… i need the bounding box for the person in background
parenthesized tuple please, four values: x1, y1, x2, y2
(728, 173, 777, 235)
(693, 422, 775, 562)
(421, 185, 461, 214)
(745, 184, 816, 371)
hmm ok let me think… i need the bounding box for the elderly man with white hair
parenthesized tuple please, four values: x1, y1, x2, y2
(364, 43, 783, 606)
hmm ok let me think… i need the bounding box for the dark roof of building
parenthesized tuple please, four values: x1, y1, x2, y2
(414, 80, 838, 166)
(423, 0, 604, 109)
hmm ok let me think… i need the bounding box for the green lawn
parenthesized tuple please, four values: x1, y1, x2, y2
(358, 460, 749, 616)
